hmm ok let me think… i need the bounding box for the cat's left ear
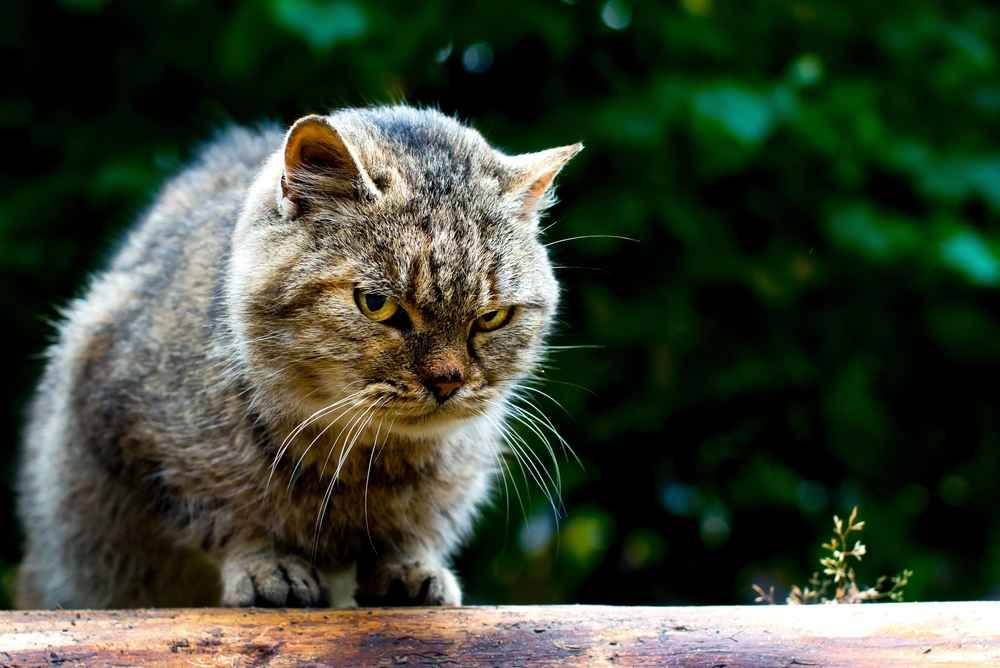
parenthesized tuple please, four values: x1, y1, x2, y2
(501, 143, 583, 224)
(279, 114, 380, 217)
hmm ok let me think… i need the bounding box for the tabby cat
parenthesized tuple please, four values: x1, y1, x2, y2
(17, 106, 580, 608)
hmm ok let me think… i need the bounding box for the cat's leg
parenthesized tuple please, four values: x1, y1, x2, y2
(19, 448, 188, 608)
(219, 541, 329, 607)
(355, 551, 462, 606)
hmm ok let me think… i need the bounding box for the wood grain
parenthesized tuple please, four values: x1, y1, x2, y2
(1, 603, 997, 667)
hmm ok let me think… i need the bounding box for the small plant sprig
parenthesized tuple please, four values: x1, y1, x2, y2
(753, 507, 913, 605)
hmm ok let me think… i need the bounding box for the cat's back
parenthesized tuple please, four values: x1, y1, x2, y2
(17, 125, 285, 607)
(109, 124, 282, 275)
(67, 124, 280, 340)
(27, 124, 282, 444)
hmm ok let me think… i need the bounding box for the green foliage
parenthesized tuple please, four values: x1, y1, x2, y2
(2, 0, 1000, 606)
(754, 507, 913, 604)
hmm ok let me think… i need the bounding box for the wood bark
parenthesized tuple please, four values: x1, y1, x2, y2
(1, 602, 998, 667)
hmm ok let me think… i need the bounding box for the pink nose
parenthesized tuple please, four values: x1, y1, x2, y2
(431, 380, 462, 400)
(424, 368, 465, 402)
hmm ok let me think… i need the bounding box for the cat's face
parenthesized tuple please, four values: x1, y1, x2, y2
(232, 108, 578, 440)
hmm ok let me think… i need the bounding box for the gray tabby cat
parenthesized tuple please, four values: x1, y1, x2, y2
(16, 106, 580, 608)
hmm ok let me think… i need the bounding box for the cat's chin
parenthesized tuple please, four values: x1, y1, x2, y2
(387, 409, 480, 442)
(389, 420, 461, 441)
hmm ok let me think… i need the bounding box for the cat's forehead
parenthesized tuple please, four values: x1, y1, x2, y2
(313, 108, 553, 308)
(349, 210, 520, 311)
(338, 108, 511, 198)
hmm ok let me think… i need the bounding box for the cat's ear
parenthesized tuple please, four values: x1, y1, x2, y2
(280, 114, 380, 214)
(502, 143, 583, 223)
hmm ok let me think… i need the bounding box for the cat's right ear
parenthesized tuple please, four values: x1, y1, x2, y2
(499, 142, 583, 227)
(280, 115, 380, 217)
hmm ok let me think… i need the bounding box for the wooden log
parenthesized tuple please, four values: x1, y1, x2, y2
(0, 603, 997, 667)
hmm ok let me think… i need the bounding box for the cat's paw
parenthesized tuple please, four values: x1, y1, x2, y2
(356, 559, 461, 607)
(221, 552, 328, 608)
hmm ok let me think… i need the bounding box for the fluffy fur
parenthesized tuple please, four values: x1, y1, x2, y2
(16, 106, 579, 608)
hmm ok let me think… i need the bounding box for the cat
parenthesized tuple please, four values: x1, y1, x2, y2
(16, 106, 580, 608)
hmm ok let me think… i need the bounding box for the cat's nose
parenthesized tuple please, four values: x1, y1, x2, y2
(425, 368, 465, 402)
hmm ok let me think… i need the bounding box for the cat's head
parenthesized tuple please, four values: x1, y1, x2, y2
(230, 107, 579, 440)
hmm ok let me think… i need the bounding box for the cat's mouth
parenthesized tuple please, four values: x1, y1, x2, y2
(386, 405, 476, 440)
(398, 399, 474, 422)
(354, 382, 487, 437)
(382, 395, 482, 432)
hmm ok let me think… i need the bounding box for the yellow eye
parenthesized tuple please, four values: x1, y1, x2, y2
(475, 307, 512, 332)
(355, 289, 399, 322)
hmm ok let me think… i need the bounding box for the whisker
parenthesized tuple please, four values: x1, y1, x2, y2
(312, 399, 384, 557)
(476, 408, 529, 522)
(505, 403, 563, 495)
(551, 265, 611, 274)
(538, 220, 560, 235)
(506, 430, 559, 520)
(363, 406, 393, 553)
(509, 394, 581, 468)
(318, 398, 377, 481)
(267, 386, 367, 486)
(269, 387, 368, 491)
(287, 395, 370, 493)
(331, 400, 380, 482)
(473, 408, 518, 526)
(544, 234, 638, 247)
(489, 403, 560, 520)
(523, 375, 596, 396)
(513, 383, 569, 416)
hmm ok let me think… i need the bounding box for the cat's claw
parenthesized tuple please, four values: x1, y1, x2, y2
(356, 559, 461, 607)
(222, 553, 328, 608)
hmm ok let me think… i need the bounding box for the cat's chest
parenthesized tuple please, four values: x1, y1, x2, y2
(266, 442, 484, 556)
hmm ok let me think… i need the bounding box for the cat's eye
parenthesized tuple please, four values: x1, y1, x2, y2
(355, 289, 399, 322)
(475, 307, 512, 332)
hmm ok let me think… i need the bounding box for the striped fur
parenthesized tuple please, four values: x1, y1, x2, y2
(17, 106, 578, 608)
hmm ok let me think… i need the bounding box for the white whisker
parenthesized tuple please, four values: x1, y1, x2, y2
(544, 234, 638, 247)
(312, 398, 386, 556)
(266, 385, 367, 489)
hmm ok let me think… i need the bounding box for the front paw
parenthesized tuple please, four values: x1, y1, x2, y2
(221, 552, 328, 608)
(356, 559, 461, 607)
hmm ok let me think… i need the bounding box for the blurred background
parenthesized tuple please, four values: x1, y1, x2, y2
(3, 0, 1000, 607)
